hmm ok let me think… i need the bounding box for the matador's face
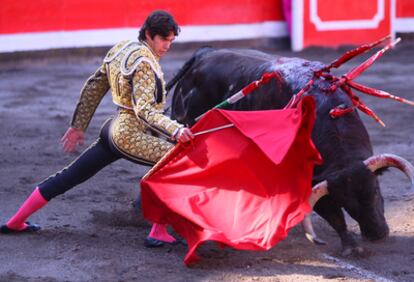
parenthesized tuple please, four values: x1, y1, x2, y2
(146, 31, 175, 58)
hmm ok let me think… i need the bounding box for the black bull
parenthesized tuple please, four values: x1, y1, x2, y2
(168, 47, 412, 255)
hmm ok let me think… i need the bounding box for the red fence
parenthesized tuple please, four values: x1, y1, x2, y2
(0, 0, 283, 34)
(0, 0, 412, 52)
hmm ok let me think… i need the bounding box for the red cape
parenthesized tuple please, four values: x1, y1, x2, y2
(141, 96, 322, 265)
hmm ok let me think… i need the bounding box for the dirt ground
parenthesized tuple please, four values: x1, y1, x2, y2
(0, 39, 413, 282)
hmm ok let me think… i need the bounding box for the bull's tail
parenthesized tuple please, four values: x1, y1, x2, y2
(166, 46, 214, 92)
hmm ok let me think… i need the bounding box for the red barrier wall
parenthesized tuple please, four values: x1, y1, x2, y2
(1, 0, 413, 52)
(396, 0, 414, 17)
(302, 0, 391, 48)
(0, 0, 284, 35)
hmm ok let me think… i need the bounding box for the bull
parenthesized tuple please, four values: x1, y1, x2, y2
(167, 37, 414, 255)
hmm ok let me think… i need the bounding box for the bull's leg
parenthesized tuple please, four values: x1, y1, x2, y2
(314, 197, 364, 256)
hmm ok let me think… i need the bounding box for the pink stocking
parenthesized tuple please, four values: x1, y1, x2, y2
(148, 223, 176, 243)
(6, 187, 48, 231)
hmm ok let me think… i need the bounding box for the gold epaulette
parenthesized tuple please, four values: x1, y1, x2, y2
(121, 44, 163, 79)
(103, 40, 134, 64)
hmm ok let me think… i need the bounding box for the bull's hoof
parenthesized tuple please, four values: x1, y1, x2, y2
(313, 237, 327, 245)
(341, 246, 365, 257)
(305, 233, 327, 245)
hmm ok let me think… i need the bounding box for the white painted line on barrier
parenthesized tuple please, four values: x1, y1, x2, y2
(394, 18, 414, 32)
(0, 22, 287, 53)
(292, 0, 304, 52)
(321, 253, 395, 282)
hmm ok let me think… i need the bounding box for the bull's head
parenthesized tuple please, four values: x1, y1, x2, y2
(305, 153, 414, 245)
(298, 36, 414, 246)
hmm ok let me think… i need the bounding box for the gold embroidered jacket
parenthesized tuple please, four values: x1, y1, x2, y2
(70, 40, 182, 139)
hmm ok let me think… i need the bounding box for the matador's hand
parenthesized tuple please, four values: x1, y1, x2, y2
(61, 127, 85, 153)
(174, 127, 194, 143)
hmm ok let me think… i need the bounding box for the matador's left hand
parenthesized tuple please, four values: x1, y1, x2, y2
(61, 127, 85, 153)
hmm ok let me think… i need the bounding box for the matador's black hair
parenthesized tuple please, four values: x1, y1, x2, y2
(138, 10, 180, 41)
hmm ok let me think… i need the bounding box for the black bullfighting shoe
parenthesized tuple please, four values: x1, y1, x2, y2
(144, 237, 166, 248)
(144, 237, 187, 248)
(0, 222, 41, 234)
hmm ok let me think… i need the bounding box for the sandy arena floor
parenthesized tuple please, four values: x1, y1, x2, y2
(0, 40, 413, 282)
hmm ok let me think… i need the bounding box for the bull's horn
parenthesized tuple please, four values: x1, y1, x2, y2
(302, 180, 329, 245)
(364, 153, 414, 190)
(310, 180, 329, 207)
